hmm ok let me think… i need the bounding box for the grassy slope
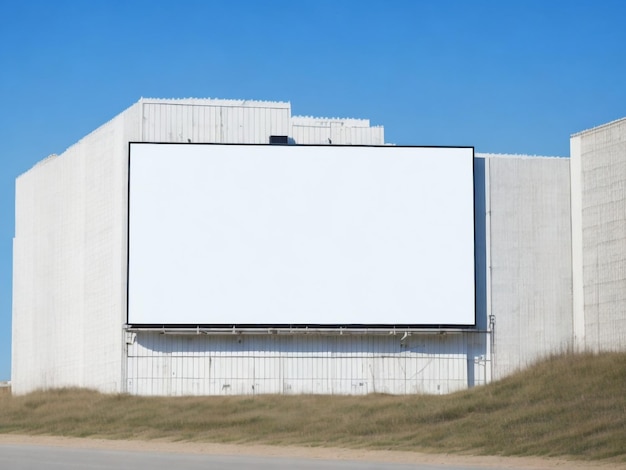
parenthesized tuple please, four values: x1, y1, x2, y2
(0, 352, 625, 461)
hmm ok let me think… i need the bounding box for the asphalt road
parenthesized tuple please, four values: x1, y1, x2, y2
(0, 444, 490, 470)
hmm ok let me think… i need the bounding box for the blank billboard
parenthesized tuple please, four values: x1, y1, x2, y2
(127, 143, 475, 327)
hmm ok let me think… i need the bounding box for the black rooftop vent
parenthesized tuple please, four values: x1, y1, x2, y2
(269, 135, 289, 145)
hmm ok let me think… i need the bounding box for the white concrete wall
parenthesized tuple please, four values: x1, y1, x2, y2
(571, 118, 626, 352)
(12, 104, 140, 394)
(483, 154, 573, 377)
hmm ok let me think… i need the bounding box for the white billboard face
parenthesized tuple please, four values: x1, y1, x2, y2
(128, 143, 475, 327)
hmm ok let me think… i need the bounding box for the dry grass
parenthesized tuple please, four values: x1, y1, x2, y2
(1, 352, 625, 462)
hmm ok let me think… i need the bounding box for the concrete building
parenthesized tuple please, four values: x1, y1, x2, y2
(12, 98, 621, 396)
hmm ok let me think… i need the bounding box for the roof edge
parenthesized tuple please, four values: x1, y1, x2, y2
(571, 116, 626, 137)
(476, 152, 567, 160)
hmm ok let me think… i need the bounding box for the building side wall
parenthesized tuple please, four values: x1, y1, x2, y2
(127, 332, 489, 396)
(12, 106, 140, 394)
(577, 119, 626, 351)
(487, 156, 573, 377)
(12, 154, 86, 393)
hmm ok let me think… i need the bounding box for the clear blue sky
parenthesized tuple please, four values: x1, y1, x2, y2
(1, 0, 625, 382)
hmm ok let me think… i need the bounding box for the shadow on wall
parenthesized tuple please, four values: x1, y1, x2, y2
(471, 156, 489, 387)
(474, 156, 487, 332)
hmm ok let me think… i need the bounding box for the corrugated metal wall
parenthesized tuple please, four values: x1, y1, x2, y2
(140, 99, 291, 144)
(291, 116, 384, 145)
(127, 332, 489, 396)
